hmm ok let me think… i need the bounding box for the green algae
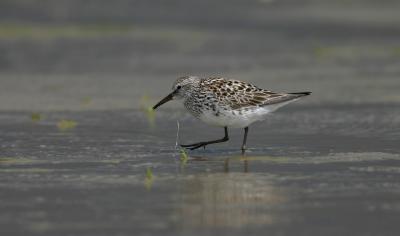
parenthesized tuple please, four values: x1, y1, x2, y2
(0, 157, 36, 164)
(144, 167, 154, 190)
(139, 95, 156, 128)
(30, 113, 42, 122)
(57, 119, 77, 131)
(180, 148, 189, 164)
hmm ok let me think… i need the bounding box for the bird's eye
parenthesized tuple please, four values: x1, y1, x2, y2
(177, 85, 182, 89)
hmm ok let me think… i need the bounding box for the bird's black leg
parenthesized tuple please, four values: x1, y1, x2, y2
(241, 127, 249, 154)
(181, 127, 229, 150)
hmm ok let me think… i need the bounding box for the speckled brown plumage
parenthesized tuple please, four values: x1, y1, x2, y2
(199, 77, 307, 110)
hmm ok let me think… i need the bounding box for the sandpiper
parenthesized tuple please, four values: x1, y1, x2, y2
(153, 76, 311, 153)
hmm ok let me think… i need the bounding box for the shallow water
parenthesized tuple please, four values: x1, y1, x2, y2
(1, 0, 400, 235)
(1, 104, 399, 236)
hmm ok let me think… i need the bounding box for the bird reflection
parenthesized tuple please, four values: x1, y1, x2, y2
(188, 155, 248, 173)
(176, 159, 287, 229)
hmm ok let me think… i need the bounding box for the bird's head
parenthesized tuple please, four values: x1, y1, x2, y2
(153, 76, 200, 110)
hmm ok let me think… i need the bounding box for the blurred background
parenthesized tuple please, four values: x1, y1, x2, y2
(1, 0, 400, 111)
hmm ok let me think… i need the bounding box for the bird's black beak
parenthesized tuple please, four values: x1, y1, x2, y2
(153, 90, 176, 110)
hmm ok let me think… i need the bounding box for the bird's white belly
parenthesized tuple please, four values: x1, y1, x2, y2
(196, 100, 298, 128)
(197, 107, 270, 128)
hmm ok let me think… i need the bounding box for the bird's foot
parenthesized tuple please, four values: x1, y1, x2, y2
(181, 142, 208, 150)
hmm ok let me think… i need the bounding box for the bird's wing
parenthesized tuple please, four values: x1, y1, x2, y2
(201, 78, 304, 110)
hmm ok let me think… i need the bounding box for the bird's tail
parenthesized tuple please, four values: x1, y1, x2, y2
(288, 91, 312, 96)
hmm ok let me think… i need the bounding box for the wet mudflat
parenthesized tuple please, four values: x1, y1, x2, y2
(1, 104, 400, 236)
(1, 0, 400, 235)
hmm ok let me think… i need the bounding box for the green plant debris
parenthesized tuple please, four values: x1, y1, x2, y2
(57, 119, 77, 131)
(180, 148, 189, 164)
(146, 167, 153, 179)
(31, 113, 42, 122)
(139, 95, 156, 128)
(0, 157, 35, 164)
(143, 106, 155, 128)
(144, 167, 154, 190)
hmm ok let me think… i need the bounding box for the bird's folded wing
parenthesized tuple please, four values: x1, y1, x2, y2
(228, 92, 299, 110)
(201, 77, 306, 110)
